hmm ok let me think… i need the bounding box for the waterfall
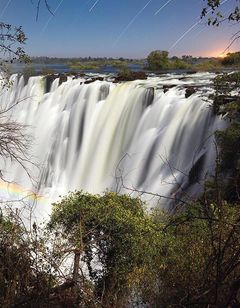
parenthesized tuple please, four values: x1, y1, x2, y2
(0, 72, 224, 216)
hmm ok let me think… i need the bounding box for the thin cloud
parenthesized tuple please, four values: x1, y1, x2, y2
(154, 0, 174, 16)
(170, 0, 230, 50)
(113, 0, 152, 46)
(0, 0, 12, 20)
(89, 0, 100, 12)
(170, 21, 200, 50)
(41, 0, 64, 35)
(192, 6, 233, 41)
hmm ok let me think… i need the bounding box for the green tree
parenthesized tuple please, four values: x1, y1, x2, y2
(202, 0, 240, 25)
(147, 50, 170, 70)
(0, 212, 55, 307)
(169, 57, 189, 70)
(201, 0, 240, 48)
(210, 72, 240, 202)
(0, 22, 29, 85)
(48, 191, 161, 307)
(221, 52, 240, 66)
(144, 201, 240, 307)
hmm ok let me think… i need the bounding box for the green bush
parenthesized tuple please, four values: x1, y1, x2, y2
(147, 50, 170, 70)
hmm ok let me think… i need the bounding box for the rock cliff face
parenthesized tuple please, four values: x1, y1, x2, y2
(45, 74, 68, 92)
(185, 87, 196, 98)
(114, 71, 147, 82)
(0, 72, 224, 216)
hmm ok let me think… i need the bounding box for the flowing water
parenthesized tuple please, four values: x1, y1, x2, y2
(0, 72, 224, 217)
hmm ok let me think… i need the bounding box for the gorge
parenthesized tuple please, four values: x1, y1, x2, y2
(0, 72, 224, 217)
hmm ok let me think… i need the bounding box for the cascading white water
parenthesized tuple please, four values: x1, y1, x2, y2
(0, 72, 224, 216)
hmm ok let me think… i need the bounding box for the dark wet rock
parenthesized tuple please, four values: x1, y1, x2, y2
(188, 154, 205, 185)
(45, 74, 56, 93)
(143, 87, 154, 108)
(178, 76, 193, 81)
(185, 87, 196, 98)
(84, 77, 104, 84)
(213, 95, 240, 115)
(73, 74, 81, 80)
(58, 74, 67, 85)
(98, 84, 110, 100)
(186, 70, 197, 74)
(84, 79, 94, 84)
(114, 71, 147, 82)
(44, 73, 68, 92)
(163, 84, 176, 93)
(23, 74, 31, 87)
(94, 77, 104, 82)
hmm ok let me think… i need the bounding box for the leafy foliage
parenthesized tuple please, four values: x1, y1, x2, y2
(221, 52, 240, 66)
(48, 191, 161, 306)
(2, 191, 240, 307)
(0, 212, 54, 307)
(147, 50, 170, 70)
(195, 59, 221, 71)
(201, 0, 240, 26)
(213, 72, 240, 96)
(201, 0, 240, 49)
(0, 22, 29, 69)
(210, 72, 240, 201)
(147, 201, 240, 307)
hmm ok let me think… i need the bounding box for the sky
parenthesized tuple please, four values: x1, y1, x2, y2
(0, 0, 239, 58)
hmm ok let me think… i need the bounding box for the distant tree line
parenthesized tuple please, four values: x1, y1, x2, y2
(28, 52, 240, 74)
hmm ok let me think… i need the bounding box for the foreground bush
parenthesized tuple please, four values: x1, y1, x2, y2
(1, 190, 240, 307)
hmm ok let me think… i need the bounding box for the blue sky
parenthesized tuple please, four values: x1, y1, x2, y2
(1, 0, 239, 58)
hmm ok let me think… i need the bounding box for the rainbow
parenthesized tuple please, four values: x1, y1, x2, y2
(0, 180, 48, 205)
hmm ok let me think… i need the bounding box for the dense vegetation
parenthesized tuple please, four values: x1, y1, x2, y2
(147, 50, 190, 70)
(25, 51, 240, 75)
(146, 51, 240, 72)
(221, 52, 240, 67)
